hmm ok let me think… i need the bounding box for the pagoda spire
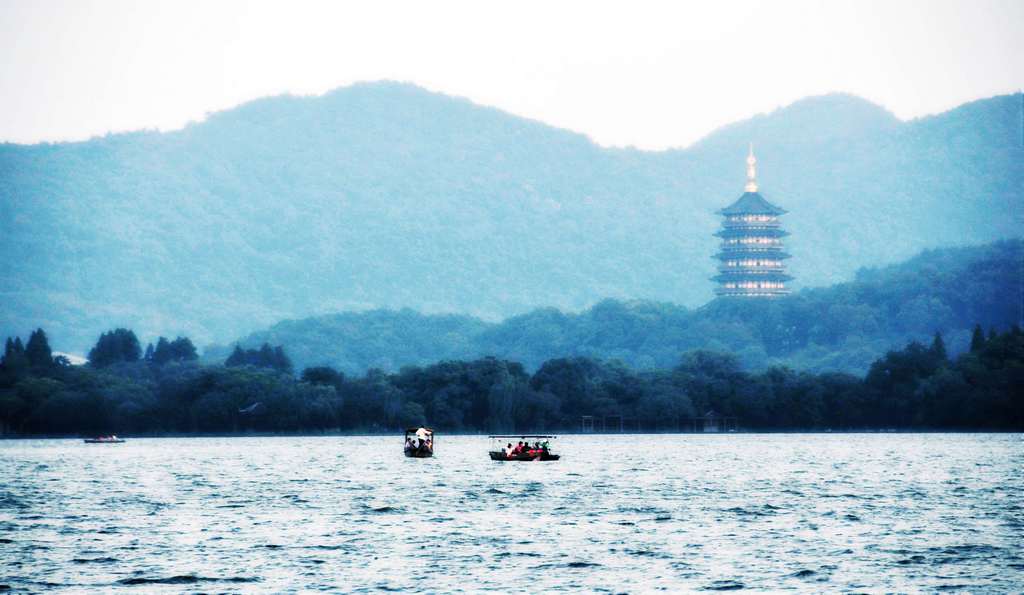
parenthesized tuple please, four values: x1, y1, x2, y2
(745, 142, 758, 193)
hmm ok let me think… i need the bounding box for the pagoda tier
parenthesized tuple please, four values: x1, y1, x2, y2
(714, 227, 790, 239)
(713, 271, 794, 282)
(715, 263, 792, 275)
(711, 145, 793, 297)
(712, 280, 790, 294)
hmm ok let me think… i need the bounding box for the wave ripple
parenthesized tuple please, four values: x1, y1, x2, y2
(0, 433, 1021, 591)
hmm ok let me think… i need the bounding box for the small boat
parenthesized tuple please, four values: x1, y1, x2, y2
(488, 435, 560, 461)
(404, 427, 434, 458)
(84, 435, 125, 444)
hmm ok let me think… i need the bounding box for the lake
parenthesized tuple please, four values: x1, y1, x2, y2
(2, 434, 1022, 592)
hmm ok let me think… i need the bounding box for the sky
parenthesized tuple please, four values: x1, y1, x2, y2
(0, 0, 1021, 150)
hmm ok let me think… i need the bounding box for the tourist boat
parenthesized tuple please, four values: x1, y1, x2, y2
(83, 435, 125, 444)
(488, 435, 560, 461)
(404, 427, 434, 458)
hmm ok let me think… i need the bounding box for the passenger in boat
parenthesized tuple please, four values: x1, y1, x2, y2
(405, 437, 414, 451)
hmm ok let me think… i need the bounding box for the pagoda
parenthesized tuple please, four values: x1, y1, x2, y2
(712, 144, 792, 297)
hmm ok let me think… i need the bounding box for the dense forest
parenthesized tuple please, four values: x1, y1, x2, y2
(2, 323, 1021, 436)
(216, 240, 1022, 375)
(2, 83, 1022, 352)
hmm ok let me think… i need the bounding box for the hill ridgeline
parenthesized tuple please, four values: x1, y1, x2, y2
(2, 83, 1021, 351)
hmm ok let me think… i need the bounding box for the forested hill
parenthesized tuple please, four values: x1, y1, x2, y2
(2, 82, 1022, 352)
(216, 240, 1023, 375)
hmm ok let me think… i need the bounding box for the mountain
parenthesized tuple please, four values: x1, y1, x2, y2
(212, 240, 1023, 375)
(1, 82, 1021, 351)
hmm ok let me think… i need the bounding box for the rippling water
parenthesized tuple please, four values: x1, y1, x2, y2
(2, 434, 1023, 592)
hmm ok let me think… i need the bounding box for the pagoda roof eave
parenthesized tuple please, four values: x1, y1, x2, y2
(713, 251, 792, 260)
(717, 192, 787, 216)
(714, 228, 790, 238)
(712, 273, 794, 282)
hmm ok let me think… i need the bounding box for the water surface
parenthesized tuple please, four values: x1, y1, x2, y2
(2, 434, 1022, 592)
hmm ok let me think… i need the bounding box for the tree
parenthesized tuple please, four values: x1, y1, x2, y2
(970, 324, 986, 353)
(152, 337, 172, 365)
(153, 337, 198, 365)
(1, 337, 30, 383)
(224, 343, 292, 374)
(225, 345, 246, 367)
(24, 328, 53, 369)
(258, 344, 275, 368)
(2, 337, 26, 368)
(272, 346, 293, 375)
(677, 350, 742, 379)
(301, 366, 345, 387)
(88, 329, 142, 367)
(173, 338, 198, 361)
(930, 331, 948, 362)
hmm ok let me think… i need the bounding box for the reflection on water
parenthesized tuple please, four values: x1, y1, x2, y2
(1, 434, 1022, 591)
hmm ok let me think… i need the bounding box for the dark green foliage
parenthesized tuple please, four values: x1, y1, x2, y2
(87, 329, 142, 368)
(1, 337, 30, 384)
(390, 357, 537, 432)
(153, 338, 171, 363)
(175, 337, 198, 361)
(151, 336, 198, 365)
(301, 366, 345, 387)
(970, 324, 986, 352)
(930, 332, 948, 362)
(207, 309, 489, 375)
(2, 84, 1021, 353)
(24, 328, 53, 369)
(273, 347, 292, 375)
(864, 341, 948, 426)
(2, 325, 1020, 435)
(225, 345, 245, 366)
(223, 240, 1023, 376)
(224, 343, 293, 374)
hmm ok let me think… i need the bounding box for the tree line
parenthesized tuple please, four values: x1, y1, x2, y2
(218, 240, 1023, 377)
(0, 324, 1021, 436)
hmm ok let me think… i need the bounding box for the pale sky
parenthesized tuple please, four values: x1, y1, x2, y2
(0, 0, 1021, 149)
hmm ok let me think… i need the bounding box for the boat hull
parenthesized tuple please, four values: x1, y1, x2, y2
(404, 449, 433, 458)
(83, 439, 126, 444)
(489, 451, 560, 461)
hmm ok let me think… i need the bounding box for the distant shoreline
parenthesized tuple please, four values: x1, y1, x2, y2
(3, 429, 1020, 441)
